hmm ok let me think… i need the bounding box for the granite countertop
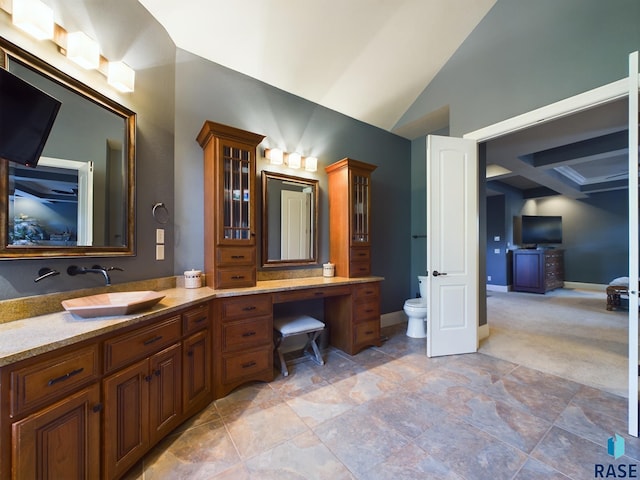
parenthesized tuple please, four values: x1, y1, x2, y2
(0, 276, 383, 367)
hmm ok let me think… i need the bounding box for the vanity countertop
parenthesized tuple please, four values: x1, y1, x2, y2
(0, 276, 383, 367)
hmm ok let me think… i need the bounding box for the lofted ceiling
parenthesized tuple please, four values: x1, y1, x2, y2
(138, 0, 635, 199)
(137, 0, 497, 134)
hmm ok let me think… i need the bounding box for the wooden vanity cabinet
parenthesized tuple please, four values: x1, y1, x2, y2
(325, 281, 382, 355)
(213, 294, 273, 399)
(102, 316, 183, 479)
(4, 342, 101, 480)
(197, 121, 266, 289)
(182, 302, 213, 416)
(326, 158, 377, 277)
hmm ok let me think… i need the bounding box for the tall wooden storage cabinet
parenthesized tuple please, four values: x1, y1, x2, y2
(197, 121, 265, 289)
(325, 158, 377, 277)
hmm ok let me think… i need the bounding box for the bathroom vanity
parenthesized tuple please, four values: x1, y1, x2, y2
(0, 275, 382, 479)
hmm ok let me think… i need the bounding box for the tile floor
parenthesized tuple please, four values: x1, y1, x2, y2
(124, 323, 638, 479)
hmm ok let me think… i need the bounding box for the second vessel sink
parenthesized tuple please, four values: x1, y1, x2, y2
(62, 291, 166, 318)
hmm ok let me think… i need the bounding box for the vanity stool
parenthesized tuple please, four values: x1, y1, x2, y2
(273, 314, 325, 377)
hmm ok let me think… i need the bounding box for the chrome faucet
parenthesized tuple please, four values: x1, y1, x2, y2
(67, 264, 124, 286)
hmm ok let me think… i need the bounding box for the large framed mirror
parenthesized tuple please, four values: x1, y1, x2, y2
(261, 171, 318, 267)
(0, 37, 135, 258)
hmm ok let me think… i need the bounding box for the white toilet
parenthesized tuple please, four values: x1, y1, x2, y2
(403, 276, 428, 338)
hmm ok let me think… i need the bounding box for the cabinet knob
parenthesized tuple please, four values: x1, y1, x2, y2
(92, 403, 103, 413)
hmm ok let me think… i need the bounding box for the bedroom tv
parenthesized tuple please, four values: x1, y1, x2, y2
(521, 215, 562, 246)
(0, 67, 61, 168)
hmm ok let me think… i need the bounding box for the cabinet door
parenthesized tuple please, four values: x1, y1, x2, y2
(183, 329, 212, 415)
(219, 139, 256, 245)
(103, 359, 149, 480)
(12, 383, 100, 480)
(149, 344, 182, 445)
(350, 168, 372, 245)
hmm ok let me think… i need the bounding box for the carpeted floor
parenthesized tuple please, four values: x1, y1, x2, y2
(481, 288, 629, 397)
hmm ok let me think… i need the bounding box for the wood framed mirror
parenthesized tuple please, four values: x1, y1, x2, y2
(0, 37, 135, 259)
(261, 171, 318, 267)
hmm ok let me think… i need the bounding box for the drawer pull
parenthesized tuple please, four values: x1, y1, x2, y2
(314, 292, 324, 296)
(231, 255, 246, 259)
(194, 316, 207, 323)
(364, 290, 374, 295)
(92, 403, 103, 413)
(365, 309, 374, 313)
(357, 253, 367, 257)
(47, 367, 84, 386)
(231, 275, 246, 280)
(365, 330, 374, 335)
(242, 306, 257, 311)
(143, 335, 163, 346)
(242, 361, 257, 369)
(242, 331, 257, 337)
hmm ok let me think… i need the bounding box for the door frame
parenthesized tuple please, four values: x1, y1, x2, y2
(463, 69, 640, 435)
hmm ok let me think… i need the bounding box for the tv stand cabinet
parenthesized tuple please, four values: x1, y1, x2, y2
(512, 249, 564, 293)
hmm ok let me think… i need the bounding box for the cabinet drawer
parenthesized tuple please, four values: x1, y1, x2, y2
(217, 247, 256, 266)
(104, 316, 181, 372)
(350, 246, 370, 261)
(222, 316, 272, 351)
(183, 302, 210, 334)
(216, 266, 257, 288)
(354, 300, 379, 322)
(354, 319, 380, 346)
(10, 344, 100, 417)
(353, 283, 379, 300)
(349, 261, 371, 277)
(219, 294, 272, 320)
(272, 285, 351, 303)
(222, 346, 272, 383)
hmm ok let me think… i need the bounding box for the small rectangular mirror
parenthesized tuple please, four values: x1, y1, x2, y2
(261, 171, 318, 267)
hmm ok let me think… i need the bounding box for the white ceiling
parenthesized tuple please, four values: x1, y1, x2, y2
(137, 0, 497, 135)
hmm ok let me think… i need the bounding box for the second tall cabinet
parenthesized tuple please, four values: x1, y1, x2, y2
(326, 158, 377, 277)
(197, 121, 265, 289)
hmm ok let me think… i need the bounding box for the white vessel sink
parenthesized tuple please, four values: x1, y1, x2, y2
(62, 291, 166, 318)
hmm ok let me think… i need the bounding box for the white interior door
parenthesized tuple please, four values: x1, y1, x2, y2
(628, 50, 639, 437)
(281, 190, 310, 259)
(426, 135, 479, 357)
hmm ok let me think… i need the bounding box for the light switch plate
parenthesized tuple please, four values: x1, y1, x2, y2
(156, 244, 165, 260)
(156, 228, 165, 244)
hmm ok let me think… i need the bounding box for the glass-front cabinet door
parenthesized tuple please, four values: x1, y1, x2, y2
(221, 143, 253, 242)
(351, 171, 371, 244)
(198, 121, 265, 289)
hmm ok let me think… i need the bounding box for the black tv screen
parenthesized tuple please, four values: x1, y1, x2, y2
(521, 215, 562, 245)
(0, 67, 61, 168)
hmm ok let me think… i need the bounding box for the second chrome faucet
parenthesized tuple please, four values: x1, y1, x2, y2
(67, 265, 123, 286)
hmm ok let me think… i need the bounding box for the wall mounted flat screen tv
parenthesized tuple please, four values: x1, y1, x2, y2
(0, 67, 61, 168)
(521, 215, 562, 245)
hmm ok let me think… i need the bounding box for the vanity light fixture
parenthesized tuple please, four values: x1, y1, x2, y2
(2, 1, 136, 92)
(286, 152, 302, 169)
(107, 61, 135, 93)
(66, 31, 100, 70)
(304, 156, 318, 172)
(265, 148, 284, 165)
(11, 0, 54, 40)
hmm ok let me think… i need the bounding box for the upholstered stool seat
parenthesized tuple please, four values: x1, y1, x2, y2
(273, 314, 325, 377)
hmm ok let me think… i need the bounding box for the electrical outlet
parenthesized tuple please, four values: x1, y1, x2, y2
(156, 244, 165, 260)
(156, 228, 165, 244)
(494, 248, 500, 254)
(487, 275, 492, 281)
(494, 235, 500, 241)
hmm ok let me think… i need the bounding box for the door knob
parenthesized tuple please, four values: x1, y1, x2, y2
(432, 270, 447, 276)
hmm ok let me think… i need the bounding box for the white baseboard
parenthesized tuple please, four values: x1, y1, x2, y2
(487, 284, 510, 292)
(381, 311, 406, 328)
(479, 323, 489, 341)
